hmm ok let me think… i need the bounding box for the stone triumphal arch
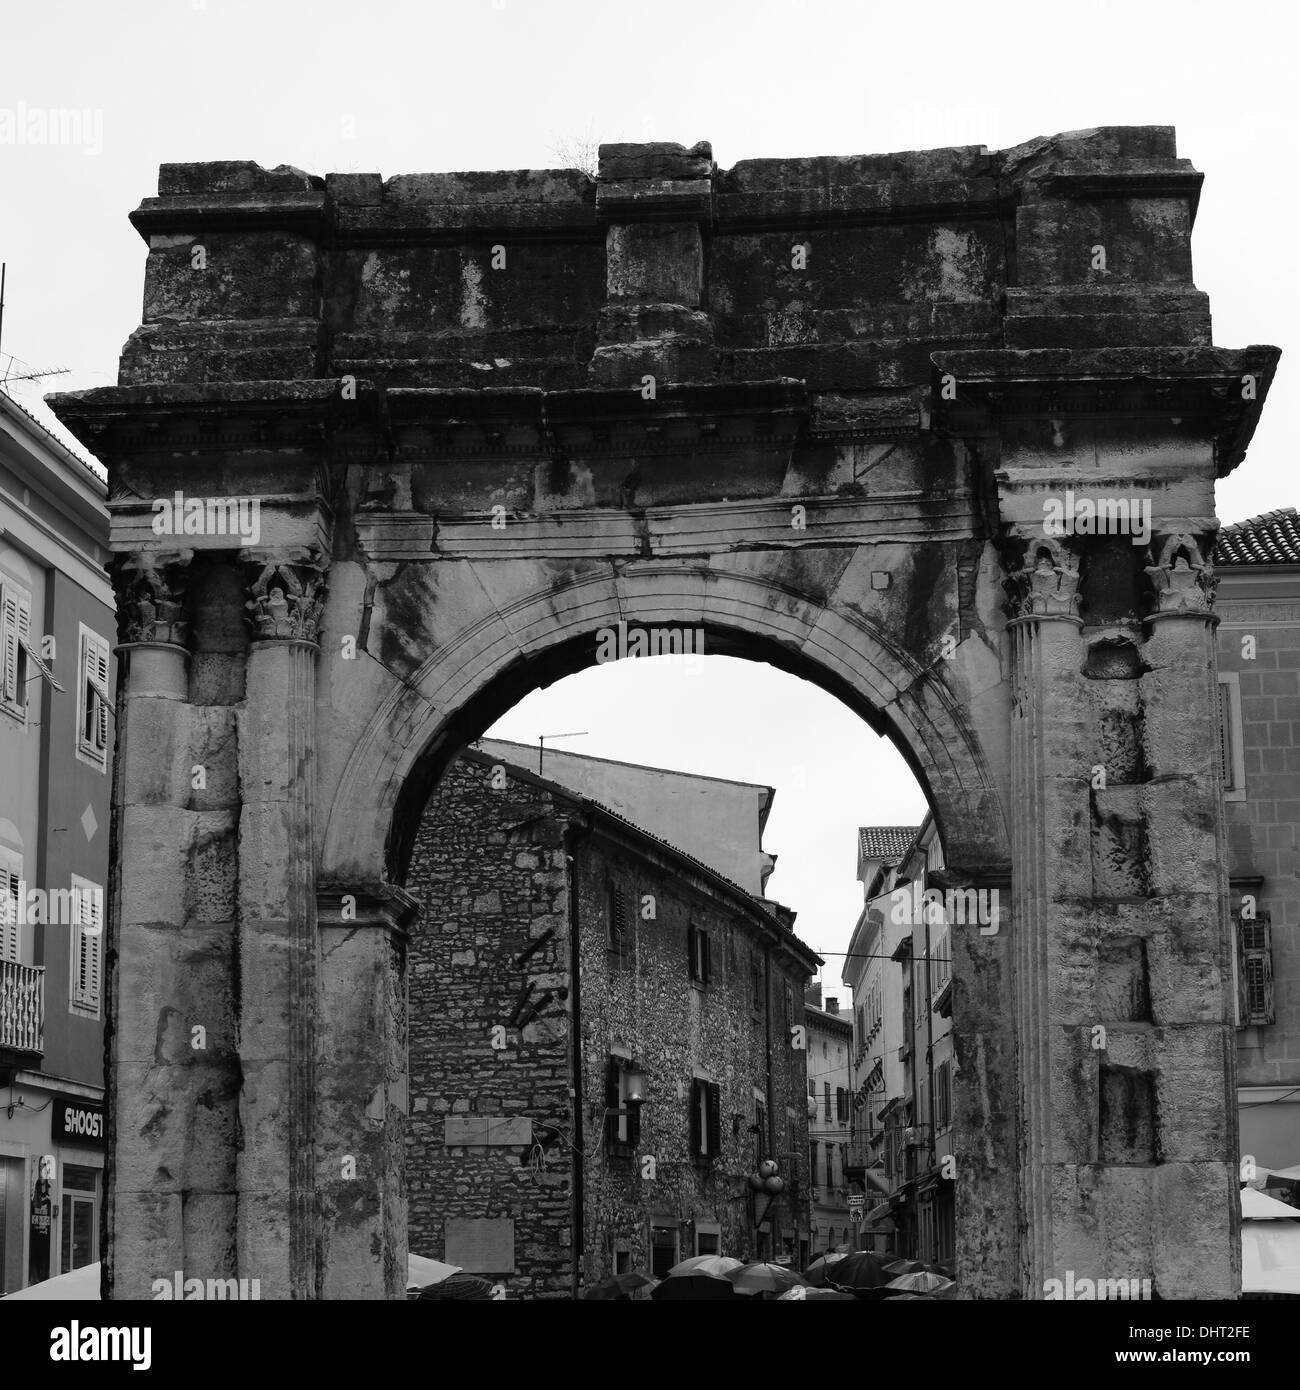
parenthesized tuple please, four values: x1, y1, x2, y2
(50, 128, 1278, 1298)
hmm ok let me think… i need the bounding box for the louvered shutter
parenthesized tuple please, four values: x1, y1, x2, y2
(0, 585, 18, 707)
(73, 881, 103, 1010)
(1238, 914, 1274, 1026)
(702, 931, 711, 986)
(689, 1079, 702, 1155)
(1218, 683, 1232, 789)
(0, 850, 20, 962)
(91, 638, 109, 751)
(706, 1082, 721, 1158)
(687, 923, 698, 980)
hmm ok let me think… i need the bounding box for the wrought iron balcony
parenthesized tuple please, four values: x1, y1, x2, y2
(0, 960, 44, 1056)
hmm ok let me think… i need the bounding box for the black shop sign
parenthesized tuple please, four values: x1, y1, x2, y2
(51, 1094, 105, 1146)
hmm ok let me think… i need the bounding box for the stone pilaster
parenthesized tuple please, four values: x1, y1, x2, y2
(107, 551, 240, 1300)
(315, 882, 418, 1299)
(1138, 532, 1239, 1297)
(1002, 531, 1086, 1296)
(235, 546, 329, 1297)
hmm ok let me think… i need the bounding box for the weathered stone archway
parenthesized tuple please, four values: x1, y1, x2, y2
(50, 127, 1277, 1299)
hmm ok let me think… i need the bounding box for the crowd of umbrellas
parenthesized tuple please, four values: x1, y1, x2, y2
(584, 1250, 958, 1301)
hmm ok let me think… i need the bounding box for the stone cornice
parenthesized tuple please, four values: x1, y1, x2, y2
(48, 378, 811, 468)
(931, 346, 1281, 476)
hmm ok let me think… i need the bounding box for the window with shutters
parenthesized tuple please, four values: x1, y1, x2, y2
(824, 1143, 834, 1189)
(604, 1057, 640, 1153)
(836, 1087, 848, 1124)
(76, 625, 111, 772)
(935, 1060, 952, 1130)
(0, 847, 22, 963)
(750, 952, 764, 1012)
(1218, 674, 1246, 801)
(1235, 910, 1274, 1027)
(689, 1077, 721, 1162)
(687, 923, 711, 987)
(823, 1081, 832, 1122)
(70, 874, 103, 1017)
(0, 580, 33, 726)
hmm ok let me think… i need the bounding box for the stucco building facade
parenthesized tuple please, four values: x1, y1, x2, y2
(1216, 509, 1300, 1185)
(0, 394, 112, 1294)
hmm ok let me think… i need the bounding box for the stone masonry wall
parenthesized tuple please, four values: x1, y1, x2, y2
(576, 826, 812, 1276)
(404, 754, 576, 1298)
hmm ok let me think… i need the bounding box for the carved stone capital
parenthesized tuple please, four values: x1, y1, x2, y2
(113, 550, 193, 647)
(1001, 532, 1082, 622)
(243, 547, 330, 644)
(1145, 532, 1217, 616)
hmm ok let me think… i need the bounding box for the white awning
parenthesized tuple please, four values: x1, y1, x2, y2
(1243, 1221, 1300, 1294)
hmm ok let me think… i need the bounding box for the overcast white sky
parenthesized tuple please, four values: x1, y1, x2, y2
(0, 0, 1293, 988)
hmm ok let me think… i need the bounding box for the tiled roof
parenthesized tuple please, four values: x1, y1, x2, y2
(858, 826, 920, 862)
(1216, 508, 1300, 566)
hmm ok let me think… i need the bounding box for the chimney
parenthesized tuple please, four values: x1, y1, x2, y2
(826, 997, 839, 1015)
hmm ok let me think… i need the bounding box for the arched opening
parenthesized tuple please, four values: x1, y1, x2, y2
(334, 574, 1012, 1297)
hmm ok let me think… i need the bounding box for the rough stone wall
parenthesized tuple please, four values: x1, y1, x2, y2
(404, 755, 576, 1298)
(575, 828, 811, 1275)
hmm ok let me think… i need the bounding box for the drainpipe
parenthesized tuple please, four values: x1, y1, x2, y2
(763, 941, 776, 1256)
(565, 820, 588, 1299)
(923, 878, 937, 1260)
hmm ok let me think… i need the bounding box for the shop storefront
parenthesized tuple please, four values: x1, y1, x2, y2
(0, 1079, 103, 1294)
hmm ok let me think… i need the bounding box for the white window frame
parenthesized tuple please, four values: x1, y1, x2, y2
(0, 578, 33, 727)
(0, 846, 22, 963)
(69, 874, 103, 1018)
(1219, 673, 1246, 802)
(75, 625, 111, 773)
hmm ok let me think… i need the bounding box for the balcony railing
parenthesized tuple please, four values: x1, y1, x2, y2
(0, 960, 44, 1055)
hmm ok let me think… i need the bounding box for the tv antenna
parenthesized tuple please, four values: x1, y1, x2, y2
(537, 730, 588, 775)
(0, 264, 72, 390)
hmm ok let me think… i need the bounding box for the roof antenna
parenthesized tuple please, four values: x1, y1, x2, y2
(0, 265, 72, 390)
(537, 730, 588, 776)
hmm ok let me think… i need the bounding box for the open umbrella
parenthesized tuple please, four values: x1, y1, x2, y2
(886, 1270, 957, 1297)
(826, 1250, 895, 1293)
(727, 1261, 808, 1297)
(407, 1254, 461, 1291)
(667, 1254, 743, 1278)
(883, 1258, 926, 1276)
(414, 1273, 495, 1300)
(584, 1270, 658, 1300)
(777, 1284, 857, 1301)
(805, 1251, 850, 1287)
(651, 1273, 742, 1300)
